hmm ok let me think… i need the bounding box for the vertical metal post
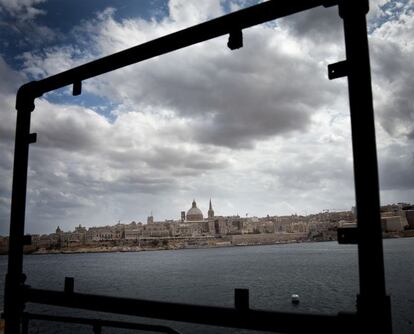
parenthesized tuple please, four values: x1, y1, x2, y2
(64, 277, 75, 294)
(234, 289, 249, 311)
(93, 323, 102, 334)
(4, 83, 37, 334)
(339, 1, 391, 332)
(21, 317, 29, 334)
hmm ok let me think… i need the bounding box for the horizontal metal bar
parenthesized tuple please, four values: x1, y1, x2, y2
(25, 287, 357, 333)
(22, 312, 180, 334)
(31, 0, 333, 96)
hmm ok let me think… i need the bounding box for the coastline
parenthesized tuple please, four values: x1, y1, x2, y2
(1, 232, 412, 256)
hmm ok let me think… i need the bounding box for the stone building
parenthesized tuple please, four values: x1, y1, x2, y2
(0, 236, 9, 252)
(17, 199, 379, 251)
(186, 200, 204, 221)
(381, 216, 403, 232)
(142, 222, 171, 238)
(124, 222, 143, 240)
(170, 199, 216, 236)
(212, 216, 242, 235)
(86, 223, 125, 242)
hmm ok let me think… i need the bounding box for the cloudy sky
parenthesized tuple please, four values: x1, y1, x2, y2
(0, 0, 413, 235)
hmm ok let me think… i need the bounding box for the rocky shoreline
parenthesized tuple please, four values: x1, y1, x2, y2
(28, 241, 299, 255)
(0, 231, 413, 256)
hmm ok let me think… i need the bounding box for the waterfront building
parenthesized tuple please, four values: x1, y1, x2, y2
(176, 222, 203, 237)
(381, 216, 403, 232)
(0, 236, 9, 251)
(11, 200, 408, 252)
(142, 222, 171, 238)
(212, 216, 242, 235)
(86, 225, 124, 242)
(124, 223, 143, 240)
(124, 229, 141, 240)
(36, 234, 53, 248)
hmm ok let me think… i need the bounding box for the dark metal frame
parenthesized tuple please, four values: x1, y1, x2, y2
(4, 0, 392, 333)
(21, 312, 180, 334)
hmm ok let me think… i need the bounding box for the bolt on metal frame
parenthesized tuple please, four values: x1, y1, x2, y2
(4, 0, 392, 333)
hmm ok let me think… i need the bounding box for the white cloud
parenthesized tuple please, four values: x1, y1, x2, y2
(168, 0, 224, 27)
(0, 0, 46, 21)
(0, 0, 57, 47)
(370, 3, 414, 140)
(20, 46, 87, 79)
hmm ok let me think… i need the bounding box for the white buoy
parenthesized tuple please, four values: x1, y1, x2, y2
(291, 294, 300, 304)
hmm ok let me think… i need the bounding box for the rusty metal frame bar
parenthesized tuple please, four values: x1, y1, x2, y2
(4, 0, 392, 333)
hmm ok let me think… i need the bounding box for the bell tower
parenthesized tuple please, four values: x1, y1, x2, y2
(208, 199, 214, 218)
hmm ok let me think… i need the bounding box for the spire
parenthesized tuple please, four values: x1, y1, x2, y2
(208, 198, 214, 218)
(147, 211, 154, 224)
(192, 199, 197, 208)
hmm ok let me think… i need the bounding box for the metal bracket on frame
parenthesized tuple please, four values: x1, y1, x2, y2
(328, 60, 348, 80)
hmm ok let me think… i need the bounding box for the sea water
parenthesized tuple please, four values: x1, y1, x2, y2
(0, 238, 413, 333)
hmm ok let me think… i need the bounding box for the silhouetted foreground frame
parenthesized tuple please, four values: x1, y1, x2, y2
(4, 0, 392, 333)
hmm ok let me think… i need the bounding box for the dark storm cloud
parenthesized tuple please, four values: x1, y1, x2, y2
(371, 39, 407, 80)
(365, 2, 414, 142)
(145, 146, 227, 170)
(31, 103, 107, 152)
(111, 174, 177, 194)
(370, 37, 414, 140)
(378, 144, 414, 191)
(278, 0, 413, 146)
(261, 150, 354, 192)
(278, 5, 343, 43)
(0, 98, 15, 143)
(28, 144, 173, 198)
(18, 2, 348, 151)
(11, 94, 232, 233)
(91, 24, 342, 149)
(0, 56, 24, 93)
(0, 57, 23, 144)
(0, 55, 25, 233)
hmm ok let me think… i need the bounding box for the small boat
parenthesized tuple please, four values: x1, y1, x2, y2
(291, 294, 300, 304)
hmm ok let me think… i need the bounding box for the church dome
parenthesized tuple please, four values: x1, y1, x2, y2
(186, 200, 203, 221)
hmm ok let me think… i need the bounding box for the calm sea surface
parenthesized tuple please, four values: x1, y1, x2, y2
(0, 238, 413, 333)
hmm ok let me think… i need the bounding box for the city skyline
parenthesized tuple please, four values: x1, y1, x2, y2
(0, 196, 355, 236)
(0, 0, 413, 235)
